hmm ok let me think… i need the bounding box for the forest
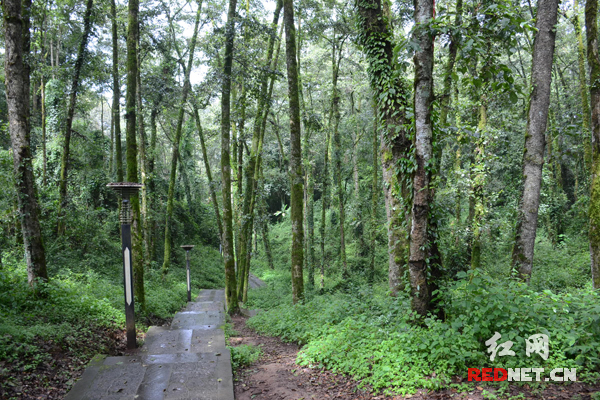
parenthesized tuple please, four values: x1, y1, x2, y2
(1, 0, 600, 397)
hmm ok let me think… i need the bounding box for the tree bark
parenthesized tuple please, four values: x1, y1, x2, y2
(161, 2, 202, 275)
(357, 0, 411, 296)
(112, 0, 124, 182)
(283, 0, 305, 304)
(409, 0, 435, 317)
(126, 0, 145, 310)
(511, 0, 558, 281)
(221, 0, 240, 314)
(3, 0, 48, 289)
(586, 0, 600, 289)
(57, 0, 94, 235)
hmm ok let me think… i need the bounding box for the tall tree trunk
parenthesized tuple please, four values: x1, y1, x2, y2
(193, 104, 223, 239)
(574, 0, 593, 174)
(511, 0, 558, 282)
(57, 0, 94, 235)
(319, 127, 330, 292)
(283, 0, 305, 304)
(3, 0, 48, 289)
(148, 107, 158, 260)
(126, 0, 145, 310)
(586, 0, 600, 289)
(470, 104, 487, 270)
(357, 0, 411, 296)
(161, 2, 201, 275)
(238, 0, 283, 302)
(222, 0, 240, 313)
(331, 34, 348, 275)
(41, 78, 47, 186)
(112, 0, 124, 182)
(410, 0, 435, 317)
(137, 45, 150, 269)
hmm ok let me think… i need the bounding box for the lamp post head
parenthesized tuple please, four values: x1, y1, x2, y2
(181, 245, 195, 251)
(107, 183, 143, 224)
(107, 182, 143, 199)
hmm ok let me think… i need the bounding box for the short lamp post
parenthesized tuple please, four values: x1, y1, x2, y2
(107, 182, 143, 350)
(181, 245, 195, 302)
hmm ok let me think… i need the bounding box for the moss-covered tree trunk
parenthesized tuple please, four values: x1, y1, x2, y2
(511, 0, 558, 281)
(3, 0, 48, 290)
(586, 0, 600, 289)
(57, 0, 94, 235)
(136, 36, 150, 269)
(161, 2, 202, 275)
(357, 0, 411, 297)
(283, 0, 305, 304)
(112, 0, 124, 182)
(222, 0, 241, 313)
(125, 0, 145, 310)
(574, 0, 593, 173)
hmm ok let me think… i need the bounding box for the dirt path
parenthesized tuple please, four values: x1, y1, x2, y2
(230, 315, 600, 400)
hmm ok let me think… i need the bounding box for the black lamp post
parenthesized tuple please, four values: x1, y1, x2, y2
(181, 245, 195, 302)
(107, 182, 143, 350)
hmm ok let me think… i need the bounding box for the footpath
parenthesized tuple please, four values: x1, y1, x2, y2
(64, 276, 263, 400)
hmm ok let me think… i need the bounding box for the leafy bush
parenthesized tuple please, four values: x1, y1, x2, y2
(230, 344, 262, 370)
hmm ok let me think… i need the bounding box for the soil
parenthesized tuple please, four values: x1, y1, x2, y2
(230, 315, 600, 400)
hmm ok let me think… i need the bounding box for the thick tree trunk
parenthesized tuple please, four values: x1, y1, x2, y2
(161, 2, 201, 275)
(222, 0, 240, 314)
(283, 0, 305, 304)
(357, 0, 411, 296)
(125, 0, 145, 310)
(586, 0, 600, 289)
(409, 0, 435, 317)
(112, 0, 124, 182)
(511, 0, 558, 281)
(319, 128, 330, 292)
(57, 0, 94, 235)
(3, 0, 48, 289)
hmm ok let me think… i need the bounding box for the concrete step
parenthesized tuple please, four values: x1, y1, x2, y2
(65, 289, 234, 400)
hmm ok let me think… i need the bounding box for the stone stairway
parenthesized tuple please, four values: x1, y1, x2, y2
(64, 289, 234, 400)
